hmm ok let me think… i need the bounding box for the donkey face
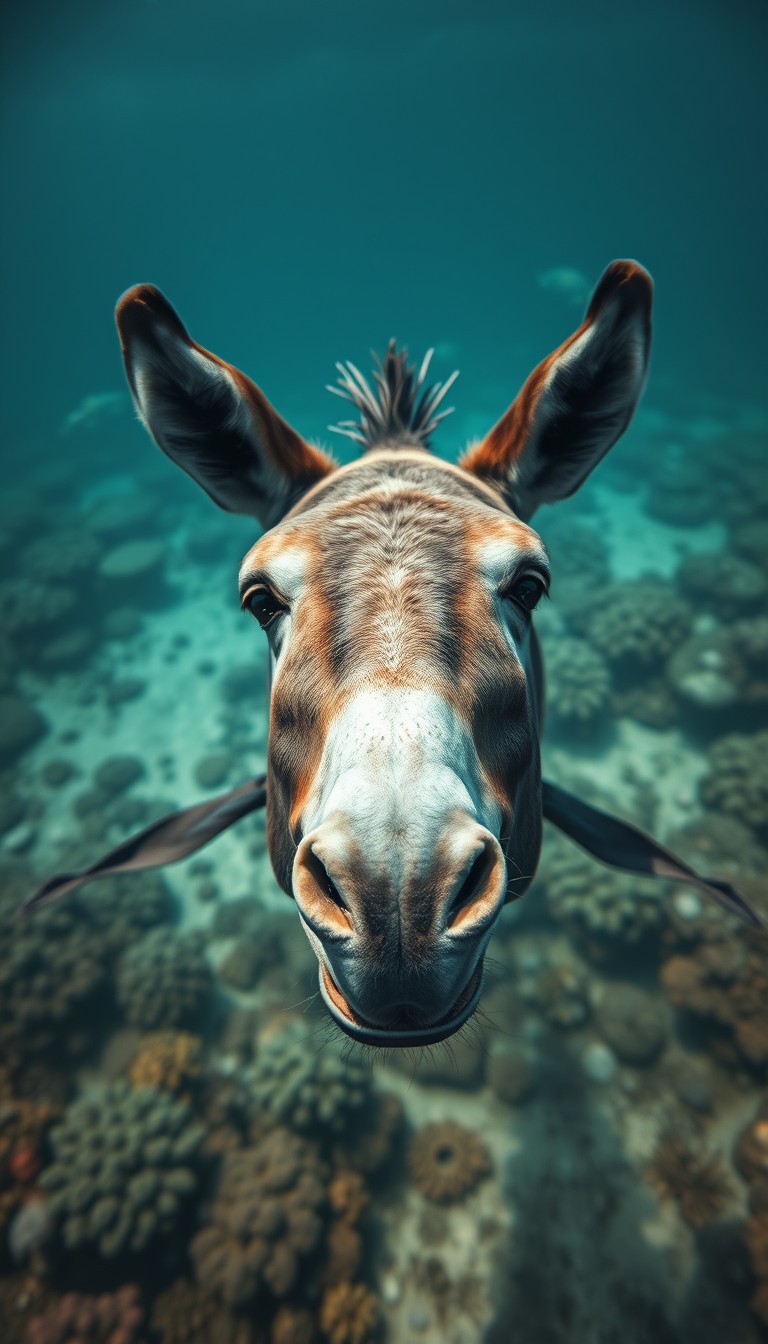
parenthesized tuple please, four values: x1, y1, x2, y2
(116, 260, 652, 1047)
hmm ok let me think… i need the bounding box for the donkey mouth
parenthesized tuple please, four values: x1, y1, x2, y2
(318, 961, 484, 1048)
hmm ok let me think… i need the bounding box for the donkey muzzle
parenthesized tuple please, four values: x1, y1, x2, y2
(292, 818, 505, 1046)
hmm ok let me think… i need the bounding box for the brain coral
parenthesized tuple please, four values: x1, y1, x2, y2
(407, 1121, 492, 1205)
(569, 578, 692, 673)
(39, 1082, 202, 1256)
(541, 836, 665, 955)
(247, 1021, 370, 1134)
(543, 636, 612, 729)
(190, 1129, 327, 1308)
(699, 731, 768, 837)
(116, 929, 212, 1029)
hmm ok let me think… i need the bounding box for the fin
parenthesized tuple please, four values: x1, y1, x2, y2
(542, 778, 763, 929)
(19, 776, 267, 919)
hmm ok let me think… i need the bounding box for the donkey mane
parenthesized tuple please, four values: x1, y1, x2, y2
(327, 340, 459, 450)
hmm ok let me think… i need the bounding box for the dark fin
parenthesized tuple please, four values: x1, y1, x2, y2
(19, 776, 267, 919)
(327, 341, 458, 450)
(542, 778, 763, 929)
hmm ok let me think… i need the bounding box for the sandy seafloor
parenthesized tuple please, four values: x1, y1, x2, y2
(1, 392, 767, 1344)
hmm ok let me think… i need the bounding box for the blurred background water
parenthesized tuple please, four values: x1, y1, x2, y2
(1, 3, 767, 1342)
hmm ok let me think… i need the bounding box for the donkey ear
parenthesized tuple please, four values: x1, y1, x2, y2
(460, 261, 652, 520)
(115, 285, 335, 528)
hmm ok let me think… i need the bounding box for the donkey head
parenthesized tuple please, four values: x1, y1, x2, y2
(116, 261, 652, 1047)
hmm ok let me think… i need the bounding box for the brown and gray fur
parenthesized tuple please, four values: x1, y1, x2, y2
(116, 261, 652, 1046)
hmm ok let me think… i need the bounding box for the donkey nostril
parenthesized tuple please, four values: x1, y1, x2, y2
(443, 849, 492, 924)
(297, 844, 354, 933)
(321, 867, 346, 912)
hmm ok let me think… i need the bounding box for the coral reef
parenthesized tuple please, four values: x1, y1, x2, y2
(128, 1032, 202, 1096)
(191, 1129, 327, 1308)
(24, 1285, 147, 1343)
(660, 934, 768, 1069)
(150, 1278, 256, 1344)
(676, 549, 766, 615)
(318, 1283, 378, 1344)
(541, 837, 666, 957)
(699, 730, 768, 837)
(645, 1125, 733, 1229)
(116, 930, 212, 1030)
(542, 637, 611, 730)
(0, 862, 108, 1073)
(246, 1022, 370, 1135)
(1, 1066, 59, 1260)
(39, 1083, 202, 1256)
(567, 577, 692, 675)
(735, 1107, 768, 1189)
(407, 1121, 492, 1205)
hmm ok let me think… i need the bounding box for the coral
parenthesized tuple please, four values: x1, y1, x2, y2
(668, 629, 749, 711)
(541, 837, 665, 957)
(407, 1121, 492, 1205)
(676, 549, 767, 615)
(529, 961, 591, 1029)
(699, 730, 768, 837)
(318, 1284, 378, 1344)
(82, 872, 175, 943)
(542, 637, 611, 729)
(660, 933, 768, 1068)
(645, 1126, 732, 1229)
(1, 1066, 59, 1258)
(0, 1273, 56, 1344)
(116, 929, 212, 1029)
(734, 1100, 768, 1185)
(744, 1211, 768, 1328)
(271, 1305, 316, 1344)
(595, 984, 669, 1065)
(0, 861, 108, 1073)
(191, 1129, 327, 1308)
(150, 1278, 256, 1344)
(39, 1082, 202, 1256)
(24, 1285, 146, 1343)
(247, 1022, 370, 1135)
(128, 1032, 202, 1096)
(568, 577, 692, 674)
(611, 678, 679, 729)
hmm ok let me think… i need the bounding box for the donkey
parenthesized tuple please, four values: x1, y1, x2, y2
(23, 261, 760, 1047)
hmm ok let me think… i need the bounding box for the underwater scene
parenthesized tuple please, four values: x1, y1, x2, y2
(2, 2, 767, 1342)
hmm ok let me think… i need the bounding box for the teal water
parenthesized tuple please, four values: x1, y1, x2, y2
(1, 3, 767, 1342)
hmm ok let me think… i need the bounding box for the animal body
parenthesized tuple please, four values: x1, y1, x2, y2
(111, 260, 653, 1047)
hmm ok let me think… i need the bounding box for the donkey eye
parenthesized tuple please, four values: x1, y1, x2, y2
(506, 572, 548, 613)
(242, 585, 287, 628)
